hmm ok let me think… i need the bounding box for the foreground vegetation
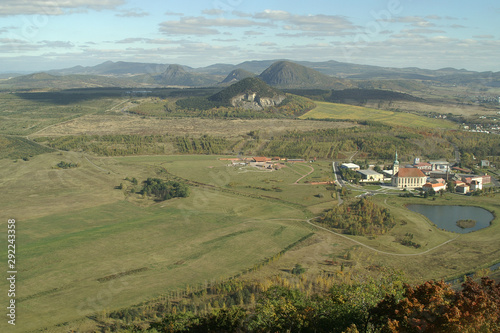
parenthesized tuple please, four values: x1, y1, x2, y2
(87, 274, 500, 333)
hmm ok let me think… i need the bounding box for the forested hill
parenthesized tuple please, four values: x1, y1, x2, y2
(208, 77, 284, 105)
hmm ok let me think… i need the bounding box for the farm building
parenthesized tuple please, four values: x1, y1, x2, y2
(340, 163, 360, 170)
(481, 160, 490, 168)
(357, 169, 384, 182)
(252, 157, 270, 163)
(422, 182, 446, 192)
(429, 161, 450, 172)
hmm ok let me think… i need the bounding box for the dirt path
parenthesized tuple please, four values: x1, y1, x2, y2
(27, 99, 129, 139)
(292, 165, 314, 184)
(306, 218, 459, 257)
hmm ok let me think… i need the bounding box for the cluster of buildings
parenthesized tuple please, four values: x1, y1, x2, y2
(221, 156, 306, 170)
(341, 151, 491, 194)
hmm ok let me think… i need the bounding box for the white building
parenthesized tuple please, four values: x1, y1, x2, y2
(340, 163, 360, 171)
(357, 169, 384, 182)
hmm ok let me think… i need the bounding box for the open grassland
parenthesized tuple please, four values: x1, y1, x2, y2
(245, 192, 500, 289)
(119, 156, 338, 211)
(300, 101, 458, 129)
(29, 114, 356, 138)
(1, 152, 499, 332)
(0, 93, 126, 135)
(0, 152, 311, 332)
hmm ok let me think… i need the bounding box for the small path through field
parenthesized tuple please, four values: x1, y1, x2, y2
(263, 217, 459, 257)
(305, 218, 460, 257)
(26, 99, 129, 139)
(84, 155, 114, 174)
(348, 150, 359, 162)
(292, 165, 315, 184)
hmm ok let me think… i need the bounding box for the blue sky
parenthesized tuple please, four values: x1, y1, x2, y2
(1, 0, 499, 72)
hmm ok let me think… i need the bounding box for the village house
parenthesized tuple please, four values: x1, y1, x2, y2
(456, 184, 470, 194)
(470, 180, 482, 192)
(413, 162, 432, 175)
(422, 182, 446, 192)
(481, 160, 490, 168)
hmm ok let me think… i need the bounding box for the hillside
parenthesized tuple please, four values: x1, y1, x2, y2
(48, 60, 170, 76)
(258, 60, 351, 89)
(156, 64, 219, 87)
(1, 72, 137, 90)
(209, 77, 285, 109)
(220, 68, 255, 85)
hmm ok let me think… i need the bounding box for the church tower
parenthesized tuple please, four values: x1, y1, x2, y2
(393, 150, 400, 175)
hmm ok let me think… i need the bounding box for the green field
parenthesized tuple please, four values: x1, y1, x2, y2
(300, 101, 458, 129)
(0, 92, 125, 135)
(0, 153, 312, 332)
(1, 150, 499, 331)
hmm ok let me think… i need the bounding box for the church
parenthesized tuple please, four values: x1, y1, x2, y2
(391, 151, 427, 189)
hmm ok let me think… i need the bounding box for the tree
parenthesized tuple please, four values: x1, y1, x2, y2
(371, 277, 500, 333)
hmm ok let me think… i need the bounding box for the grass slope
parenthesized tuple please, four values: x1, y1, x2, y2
(300, 101, 457, 129)
(0, 153, 310, 332)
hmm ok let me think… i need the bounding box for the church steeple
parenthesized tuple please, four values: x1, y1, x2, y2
(393, 150, 400, 175)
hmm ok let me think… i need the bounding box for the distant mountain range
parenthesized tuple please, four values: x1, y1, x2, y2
(1, 59, 499, 90)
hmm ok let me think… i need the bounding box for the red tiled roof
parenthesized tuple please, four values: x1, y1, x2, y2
(423, 183, 445, 188)
(395, 168, 426, 178)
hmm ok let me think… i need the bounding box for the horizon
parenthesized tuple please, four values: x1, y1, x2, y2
(1, 1, 499, 73)
(0, 58, 493, 76)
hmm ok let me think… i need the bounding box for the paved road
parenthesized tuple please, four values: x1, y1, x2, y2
(450, 142, 460, 165)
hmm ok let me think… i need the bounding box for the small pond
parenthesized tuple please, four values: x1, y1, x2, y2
(406, 204, 494, 234)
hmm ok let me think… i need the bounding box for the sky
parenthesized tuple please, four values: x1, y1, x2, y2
(0, 0, 499, 73)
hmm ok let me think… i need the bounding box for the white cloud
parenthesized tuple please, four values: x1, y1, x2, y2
(0, 0, 125, 16)
(159, 16, 272, 36)
(244, 30, 264, 36)
(252, 10, 356, 37)
(116, 8, 149, 18)
(115, 38, 175, 44)
(473, 34, 494, 39)
(257, 42, 276, 47)
(254, 10, 291, 21)
(202, 9, 225, 16)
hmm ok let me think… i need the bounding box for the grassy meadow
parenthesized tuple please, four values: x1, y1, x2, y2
(0, 152, 313, 332)
(300, 101, 458, 129)
(0, 92, 126, 136)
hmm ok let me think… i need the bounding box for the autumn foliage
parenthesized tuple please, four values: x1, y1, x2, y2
(371, 277, 500, 333)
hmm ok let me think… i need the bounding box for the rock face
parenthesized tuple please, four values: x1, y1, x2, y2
(230, 92, 286, 110)
(209, 77, 286, 110)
